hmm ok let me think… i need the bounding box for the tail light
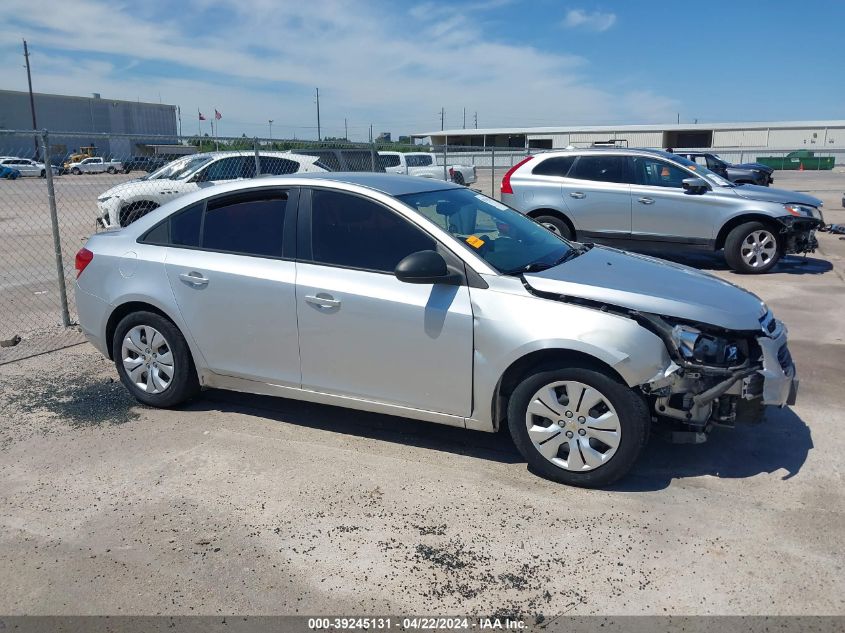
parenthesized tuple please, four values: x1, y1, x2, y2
(500, 156, 534, 195)
(75, 247, 94, 278)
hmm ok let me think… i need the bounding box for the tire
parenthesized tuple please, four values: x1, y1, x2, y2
(124, 167, 131, 174)
(107, 166, 117, 174)
(40, 169, 46, 178)
(119, 201, 158, 227)
(71, 167, 81, 175)
(724, 221, 781, 274)
(507, 366, 649, 488)
(535, 214, 574, 240)
(112, 311, 200, 408)
(451, 171, 465, 185)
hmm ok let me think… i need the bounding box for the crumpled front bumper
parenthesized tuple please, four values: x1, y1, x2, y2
(757, 323, 798, 407)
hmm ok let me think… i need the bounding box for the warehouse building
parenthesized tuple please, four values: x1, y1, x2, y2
(0, 89, 180, 159)
(413, 120, 845, 161)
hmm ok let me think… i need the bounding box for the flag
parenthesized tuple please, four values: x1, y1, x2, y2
(214, 109, 222, 120)
(198, 110, 206, 121)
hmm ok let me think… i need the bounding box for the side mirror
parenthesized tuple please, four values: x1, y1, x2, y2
(395, 250, 461, 285)
(682, 177, 709, 194)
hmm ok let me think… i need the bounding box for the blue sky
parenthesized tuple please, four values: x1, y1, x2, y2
(1, 0, 842, 140)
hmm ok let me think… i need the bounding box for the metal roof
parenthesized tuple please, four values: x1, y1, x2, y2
(414, 120, 845, 137)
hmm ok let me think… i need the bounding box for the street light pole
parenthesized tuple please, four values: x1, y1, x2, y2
(315, 88, 321, 142)
(268, 119, 273, 140)
(23, 39, 39, 159)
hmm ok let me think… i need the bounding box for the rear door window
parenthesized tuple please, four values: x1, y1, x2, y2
(203, 192, 288, 257)
(570, 155, 627, 183)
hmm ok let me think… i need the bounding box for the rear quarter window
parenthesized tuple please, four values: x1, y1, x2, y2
(532, 156, 576, 177)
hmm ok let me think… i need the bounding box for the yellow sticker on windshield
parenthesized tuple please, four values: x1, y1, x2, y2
(466, 235, 485, 248)
(689, 165, 697, 170)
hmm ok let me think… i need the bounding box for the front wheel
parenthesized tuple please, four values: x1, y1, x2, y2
(507, 366, 649, 487)
(71, 167, 81, 175)
(451, 171, 465, 185)
(113, 311, 200, 408)
(724, 221, 781, 274)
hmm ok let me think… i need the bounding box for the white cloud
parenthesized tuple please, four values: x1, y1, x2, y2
(563, 9, 617, 32)
(0, 1, 669, 140)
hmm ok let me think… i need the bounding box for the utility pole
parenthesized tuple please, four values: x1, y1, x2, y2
(440, 107, 445, 131)
(369, 124, 373, 143)
(268, 120, 273, 139)
(677, 112, 680, 124)
(22, 39, 39, 158)
(344, 118, 348, 141)
(474, 111, 478, 129)
(315, 88, 321, 141)
(463, 107, 466, 129)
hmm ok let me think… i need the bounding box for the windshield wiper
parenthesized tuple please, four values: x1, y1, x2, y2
(505, 246, 589, 275)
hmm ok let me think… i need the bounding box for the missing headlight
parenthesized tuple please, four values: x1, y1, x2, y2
(672, 325, 744, 366)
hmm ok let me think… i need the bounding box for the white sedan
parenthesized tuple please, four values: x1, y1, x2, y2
(0, 157, 58, 178)
(96, 151, 327, 227)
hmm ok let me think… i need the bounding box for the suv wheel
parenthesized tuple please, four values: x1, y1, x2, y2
(724, 221, 781, 274)
(507, 366, 649, 487)
(113, 311, 199, 408)
(535, 214, 574, 240)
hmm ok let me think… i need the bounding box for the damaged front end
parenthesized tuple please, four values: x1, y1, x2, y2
(638, 308, 798, 442)
(777, 212, 824, 256)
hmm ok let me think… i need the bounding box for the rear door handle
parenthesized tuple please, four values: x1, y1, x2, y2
(569, 191, 586, 199)
(305, 294, 341, 308)
(638, 197, 655, 205)
(179, 271, 209, 286)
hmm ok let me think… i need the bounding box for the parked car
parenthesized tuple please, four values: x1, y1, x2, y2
(378, 151, 477, 185)
(672, 151, 773, 186)
(67, 157, 124, 175)
(122, 155, 172, 174)
(96, 150, 327, 227)
(500, 148, 824, 274)
(75, 173, 798, 487)
(0, 165, 21, 180)
(755, 150, 835, 171)
(290, 148, 386, 172)
(0, 157, 58, 178)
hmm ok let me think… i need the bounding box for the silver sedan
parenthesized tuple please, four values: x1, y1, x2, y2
(75, 173, 798, 487)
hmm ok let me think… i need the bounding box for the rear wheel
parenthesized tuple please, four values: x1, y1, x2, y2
(40, 169, 46, 178)
(119, 201, 159, 227)
(112, 311, 199, 408)
(724, 221, 781, 274)
(535, 214, 574, 240)
(507, 366, 649, 487)
(107, 166, 117, 174)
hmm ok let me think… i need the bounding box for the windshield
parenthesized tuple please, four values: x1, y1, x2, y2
(146, 155, 212, 180)
(661, 151, 733, 187)
(397, 188, 575, 275)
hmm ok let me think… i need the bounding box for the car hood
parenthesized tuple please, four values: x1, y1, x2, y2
(523, 246, 765, 331)
(731, 184, 822, 206)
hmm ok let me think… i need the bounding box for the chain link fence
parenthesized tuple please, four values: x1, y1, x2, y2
(1, 128, 842, 363)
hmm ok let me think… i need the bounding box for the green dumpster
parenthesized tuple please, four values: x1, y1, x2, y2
(755, 150, 835, 170)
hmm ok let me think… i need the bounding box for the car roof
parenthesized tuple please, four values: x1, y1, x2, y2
(281, 172, 462, 195)
(532, 147, 683, 161)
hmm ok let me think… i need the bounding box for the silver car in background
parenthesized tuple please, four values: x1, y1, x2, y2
(501, 148, 824, 273)
(75, 174, 797, 487)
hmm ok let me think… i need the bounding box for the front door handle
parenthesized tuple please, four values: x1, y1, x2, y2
(305, 294, 341, 309)
(638, 197, 655, 205)
(179, 271, 209, 286)
(569, 191, 586, 199)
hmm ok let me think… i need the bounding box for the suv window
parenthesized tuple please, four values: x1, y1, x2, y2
(203, 192, 288, 257)
(379, 154, 401, 168)
(570, 155, 627, 183)
(259, 156, 300, 175)
(532, 156, 576, 177)
(310, 189, 435, 272)
(406, 155, 433, 167)
(632, 157, 690, 188)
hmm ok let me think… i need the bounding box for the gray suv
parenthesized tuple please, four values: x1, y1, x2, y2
(501, 149, 823, 273)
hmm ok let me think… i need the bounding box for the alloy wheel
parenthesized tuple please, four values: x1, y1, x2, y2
(740, 230, 777, 268)
(541, 222, 562, 236)
(524, 380, 621, 471)
(121, 325, 175, 394)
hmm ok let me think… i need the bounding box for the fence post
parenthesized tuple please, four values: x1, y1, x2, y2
(40, 131, 71, 327)
(371, 140, 376, 172)
(253, 137, 261, 176)
(490, 147, 495, 199)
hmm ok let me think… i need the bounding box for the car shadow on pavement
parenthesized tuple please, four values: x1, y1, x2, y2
(613, 407, 812, 492)
(194, 389, 523, 464)
(647, 250, 833, 275)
